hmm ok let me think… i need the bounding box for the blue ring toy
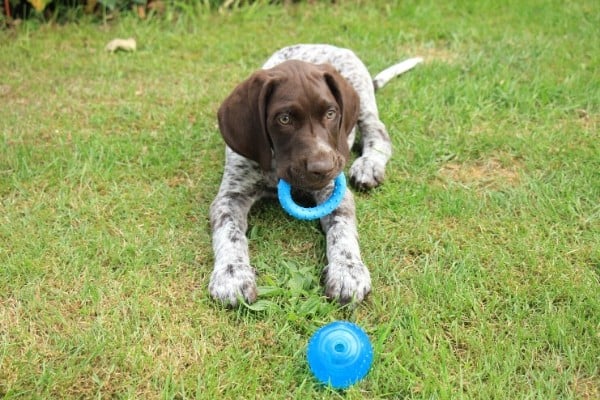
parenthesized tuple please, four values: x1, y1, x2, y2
(307, 321, 374, 389)
(277, 173, 346, 221)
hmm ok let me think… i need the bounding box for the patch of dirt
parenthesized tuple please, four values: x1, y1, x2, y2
(437, 156, 522, 190)
(405, 45, 460, 64)
(0, 84, 11, 97)
(575, 108, 599, 130)
(572, 375, 600, 400)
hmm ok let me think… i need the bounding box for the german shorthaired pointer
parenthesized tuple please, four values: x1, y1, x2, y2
(209, 44, 421, 306)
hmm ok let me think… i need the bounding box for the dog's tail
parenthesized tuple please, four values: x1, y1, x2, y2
(373, 57, 423, 91)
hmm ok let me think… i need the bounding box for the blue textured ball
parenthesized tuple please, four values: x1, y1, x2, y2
(307, 321, 373, 389)
(277, 173, 346, 221)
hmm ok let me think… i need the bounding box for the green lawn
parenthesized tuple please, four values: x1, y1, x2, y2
(1, 0, 599, 398)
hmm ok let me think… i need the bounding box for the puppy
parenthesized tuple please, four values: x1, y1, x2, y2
(209, 44, 421, 306)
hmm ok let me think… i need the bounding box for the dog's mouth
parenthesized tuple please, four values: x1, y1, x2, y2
(280, 164, 343, 192)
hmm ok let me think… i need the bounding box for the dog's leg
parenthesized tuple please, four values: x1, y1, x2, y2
(209, 151, 265, 306)
(316, 186, 371, 304)
(348, 87, 393, 191)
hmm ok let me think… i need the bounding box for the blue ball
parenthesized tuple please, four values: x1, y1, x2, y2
(277, 173, 347, 221)
(307, 321, 373, 389)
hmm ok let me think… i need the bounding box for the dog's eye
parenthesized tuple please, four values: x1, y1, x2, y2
(325, 109, 337, 120)
(277, 113, 291, 125)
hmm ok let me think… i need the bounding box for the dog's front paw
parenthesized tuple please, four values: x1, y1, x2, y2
(349, 156, 386, 190)
(209, 263, 257, 306)
(323, 260, 371, 305)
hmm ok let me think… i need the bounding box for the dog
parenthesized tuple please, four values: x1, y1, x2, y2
(209, 44, 421, 306)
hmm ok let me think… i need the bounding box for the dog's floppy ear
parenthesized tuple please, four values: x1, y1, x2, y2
(320, 64, 360, 159)
(217, 70, 278, 171)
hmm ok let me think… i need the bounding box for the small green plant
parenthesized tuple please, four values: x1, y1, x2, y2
(242, 261, 338, 320)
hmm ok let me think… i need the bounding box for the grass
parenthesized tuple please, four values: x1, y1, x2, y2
(1, 0, 599, 398)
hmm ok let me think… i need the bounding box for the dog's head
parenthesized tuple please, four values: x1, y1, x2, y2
(217, 60, 359, 191)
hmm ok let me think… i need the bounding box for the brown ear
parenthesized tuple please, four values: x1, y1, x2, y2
(217, 70, 278, 170)
(320, 64, 360, 159)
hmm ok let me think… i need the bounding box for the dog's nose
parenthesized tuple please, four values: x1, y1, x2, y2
(306, 158, 335, 176)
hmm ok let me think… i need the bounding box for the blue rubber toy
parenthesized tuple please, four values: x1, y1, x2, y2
(307, 321, 373, 389)
(277, 173, 346, 221)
